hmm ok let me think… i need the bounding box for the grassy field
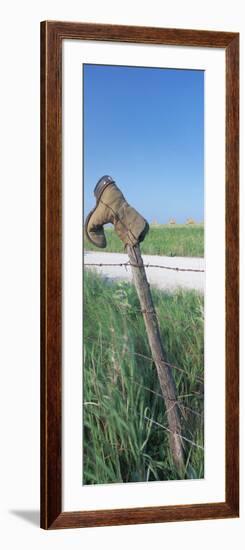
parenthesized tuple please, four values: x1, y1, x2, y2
(84, 224, 204, 257)
(83, 270, 204, 484)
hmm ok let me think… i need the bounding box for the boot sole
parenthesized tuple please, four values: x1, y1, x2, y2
(84, 181, 114, 248)
(84, 205, 107, 248)
(85, 180, 149, 247)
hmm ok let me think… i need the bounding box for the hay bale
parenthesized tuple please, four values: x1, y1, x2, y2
(186, 217, 196, 225)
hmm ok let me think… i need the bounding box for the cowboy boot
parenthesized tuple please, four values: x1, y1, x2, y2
(85, 175, 149, 248)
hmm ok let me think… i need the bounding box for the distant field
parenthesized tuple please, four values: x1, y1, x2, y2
(84, 224, 204, 257)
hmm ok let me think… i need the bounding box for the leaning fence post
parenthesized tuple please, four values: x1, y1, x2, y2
(85, 175, 185, 475)
(126, 244, 185, 475)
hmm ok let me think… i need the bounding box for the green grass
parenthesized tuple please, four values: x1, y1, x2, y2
(83, 270, 204, 484)
(85, 224, 204, 257)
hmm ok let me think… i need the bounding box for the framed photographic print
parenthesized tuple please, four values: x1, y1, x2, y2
(40, 21, 239, 529)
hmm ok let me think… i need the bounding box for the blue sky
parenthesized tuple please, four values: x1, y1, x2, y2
(83, 64, 204, 224)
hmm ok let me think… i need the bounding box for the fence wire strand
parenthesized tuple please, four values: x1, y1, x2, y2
(129, 379, 203, 418)
(84, 335, 204, 384)
(84, 255, 204, 456)
(143, 415, 204, 451)
(84, 402, 204, 451)
(98, 298, 204, 330)
(84, 335, 204, 421)
(84, 261, 204, 273)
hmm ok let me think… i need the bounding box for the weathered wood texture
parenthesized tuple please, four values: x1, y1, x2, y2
(41, 21, 239, 529)
(40, 21, 62, 530)
(43, 20, 238, 47)
(127, 245, 185, 473)
(225, 34, 240, 517)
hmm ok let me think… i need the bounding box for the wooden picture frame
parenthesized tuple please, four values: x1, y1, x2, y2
(40, 20, 239, 529)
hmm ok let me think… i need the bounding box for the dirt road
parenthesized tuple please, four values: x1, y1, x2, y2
(84, 251, 204, 292)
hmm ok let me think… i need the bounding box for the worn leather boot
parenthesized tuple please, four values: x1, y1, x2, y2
(85, 176, 149, 248)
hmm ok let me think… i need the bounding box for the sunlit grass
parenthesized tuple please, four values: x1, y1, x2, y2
(84, 224, 204, 257)
(83, 270, 204, 484)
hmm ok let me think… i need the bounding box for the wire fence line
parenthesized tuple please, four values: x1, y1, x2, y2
(84, 261, 205, 273)
(84, 335, 204, 385)
(89, 295, 204, 331)
(84, 402, 204, 451)
(84, 256, 204, 458)
(127, 379, 203, 418)
(85, 335, 204, 420)
(143, 415, 204, 451)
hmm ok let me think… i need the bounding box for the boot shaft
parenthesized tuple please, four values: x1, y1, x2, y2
(85, 176, 149, 248)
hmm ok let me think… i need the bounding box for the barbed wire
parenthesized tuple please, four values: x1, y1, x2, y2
(88, 294, 204, 330)
(143, 415, 204, 451)
(84, 338, 203, 428)
(84, 335, 204, 385)
(84, 241, 204, 453)
(129, 379, 203, 418)
(84, 402, 204, 451)
(84, 261, 205, 273)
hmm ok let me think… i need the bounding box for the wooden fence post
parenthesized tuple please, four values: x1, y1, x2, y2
(127, 244, 185, 475)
